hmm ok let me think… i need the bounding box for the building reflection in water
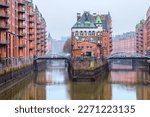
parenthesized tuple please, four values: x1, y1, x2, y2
(110, 61, 150, 100)
(1, 60, 150, 100)
(69, 73, 112, 100)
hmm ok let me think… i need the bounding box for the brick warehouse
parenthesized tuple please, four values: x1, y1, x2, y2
(71, 11, 112, 58)
(0, 0, 47, 67)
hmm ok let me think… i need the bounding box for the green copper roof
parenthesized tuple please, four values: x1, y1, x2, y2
(96, 16, 102, 24)
(73, 12, 97, 28)
(26, 0, 32, 3)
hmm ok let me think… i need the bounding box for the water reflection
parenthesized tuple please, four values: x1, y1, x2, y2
(70, 73, 112, 100)
(0, 60, 150, 100)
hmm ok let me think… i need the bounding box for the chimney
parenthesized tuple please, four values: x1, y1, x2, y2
(77, 13, 81, 21)
(93, 13, 97, 19)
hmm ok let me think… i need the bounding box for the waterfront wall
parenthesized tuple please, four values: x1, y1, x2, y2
(0, 61, 46, 86)
(68, 60, 109, 81)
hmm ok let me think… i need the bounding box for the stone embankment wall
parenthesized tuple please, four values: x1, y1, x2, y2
(0, 61, 46, 85)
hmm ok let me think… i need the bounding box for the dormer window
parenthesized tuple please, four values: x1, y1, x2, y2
(77, 22, 81, 27)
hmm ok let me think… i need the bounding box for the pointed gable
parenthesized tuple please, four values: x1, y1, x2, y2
(96, 16, 102, 24)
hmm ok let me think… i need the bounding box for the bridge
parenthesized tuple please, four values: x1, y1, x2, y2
(33, 53, 71, 71)
(33, 53, 70, 61)
(107, 52, 150, 60)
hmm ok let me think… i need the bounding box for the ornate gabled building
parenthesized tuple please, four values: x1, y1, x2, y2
(71, 11, 112, 58)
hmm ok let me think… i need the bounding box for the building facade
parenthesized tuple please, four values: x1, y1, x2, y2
(146, 7, 150, 55)
(113, 32, 136, 53)
(135, 20, 147, 54)
(0, 0, 47, 67)
(71, 12, 112, 58)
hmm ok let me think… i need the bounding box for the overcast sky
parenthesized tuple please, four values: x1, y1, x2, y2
(34, 0, 150, 39)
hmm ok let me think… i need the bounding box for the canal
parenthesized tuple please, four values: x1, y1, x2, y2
(0, 60, 150, 100)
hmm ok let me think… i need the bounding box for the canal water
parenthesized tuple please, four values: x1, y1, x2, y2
(0, 60, 150, 100)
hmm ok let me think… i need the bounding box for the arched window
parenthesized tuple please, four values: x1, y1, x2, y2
(92, 31, 95, 36)
(84, 31, 87, 36)
(80, 31, 83, 36)
(75, 31, 78, 37)
(88, 31, 91, 36)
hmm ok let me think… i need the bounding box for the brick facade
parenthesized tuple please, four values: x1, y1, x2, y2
(0, 0, 47, 67)
(71, 12, 112, 58)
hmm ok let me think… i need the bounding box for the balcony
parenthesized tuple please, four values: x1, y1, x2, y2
(29, 26, 34, 29)
(0, 24, 9, 30)
(0, 2, 9, 8)
(18, 9, 25, 13)
(29, 13, 34, 17)
(37, 27, 41, 30)
(18, 1, 25, 6)
(29, 44, 34, 50)
(37, 32, 41, 35)
(37, 36, 41, 40)
(41, 35, 44, 38)
(29, 20, 34, 23)
(37, 40, 41, 44)
(29, 32, 34, 35)
(36, 49, 41, 52)
(0, 40, 9, 46)
(37, 22, 41, 25)
(19, 44, 26, 49)
(18, 25, 26, 29)
(0, 12, 9, 19)
(18, 17, 25, 21)
(29, 38, 34, 41)
(41, 40, 44, 43)
(18, 33, 25, 37)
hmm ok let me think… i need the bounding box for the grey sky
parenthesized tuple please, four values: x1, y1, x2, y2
(34, 0, 150, 39)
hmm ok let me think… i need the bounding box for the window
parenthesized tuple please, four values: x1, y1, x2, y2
(98, 31, 101, 36)
(75, 31, 78, 37)
(92, 31, 95, 36)
(87, 46, 89, 49)
(84, 31, 87, 36)
(80, 31, 83, 36)
(88, 31, 91, 36)
(78, 46, 80, 49)
(90, 46, 92, 48)
(90, 38, 95, 42)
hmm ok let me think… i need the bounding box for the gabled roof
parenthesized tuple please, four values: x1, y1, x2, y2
(73, 12, 97, 28)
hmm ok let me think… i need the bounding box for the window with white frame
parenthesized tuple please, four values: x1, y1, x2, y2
(92, 31, 95, 36)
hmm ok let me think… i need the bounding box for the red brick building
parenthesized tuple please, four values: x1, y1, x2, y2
(0, 0, 47, 67)
(146, 7, 150, 55)
(135, 20, 147, 54)
(71, 12, 112, 58)
(113, 32, 136, 53)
